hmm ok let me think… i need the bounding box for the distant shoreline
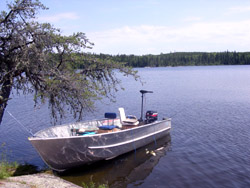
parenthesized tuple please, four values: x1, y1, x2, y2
(87, 51, 250, 68)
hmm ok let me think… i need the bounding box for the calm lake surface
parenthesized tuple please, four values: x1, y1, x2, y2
(1, 65, 250, 188)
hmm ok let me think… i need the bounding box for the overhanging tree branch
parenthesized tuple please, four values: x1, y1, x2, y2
(0, 0, 139, 125)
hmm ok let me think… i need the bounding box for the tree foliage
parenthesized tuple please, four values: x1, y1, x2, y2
(0, 0, 138, 124)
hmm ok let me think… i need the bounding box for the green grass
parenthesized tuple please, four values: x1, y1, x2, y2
(0, 160, 18, 179)
(82, 181, 109, 188)
(0, 160, 40, 179)
(0, 143, 17, 179)
(0, 143, 39, 179)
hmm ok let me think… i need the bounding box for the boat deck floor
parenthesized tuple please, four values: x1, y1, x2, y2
(73, 122, 147, 135)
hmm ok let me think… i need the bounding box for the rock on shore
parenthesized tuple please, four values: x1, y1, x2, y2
(0, 173, 81, 188)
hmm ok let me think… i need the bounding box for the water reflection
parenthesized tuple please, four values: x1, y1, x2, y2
(61, 134, 171, 188)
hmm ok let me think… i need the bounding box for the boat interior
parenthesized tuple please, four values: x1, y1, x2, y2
(33, 108, 149, 139)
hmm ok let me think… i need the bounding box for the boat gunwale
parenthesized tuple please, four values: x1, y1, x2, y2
(88, 126, 171, 149)
(28, 118, 171, 141)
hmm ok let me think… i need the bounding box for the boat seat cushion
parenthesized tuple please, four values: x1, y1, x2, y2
(124, 115, 138, 124)
(118, 108, 139, 125)
(78, 132, 96, 136)
(99, 125, 118, 130)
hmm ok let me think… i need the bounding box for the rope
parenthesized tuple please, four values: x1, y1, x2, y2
(7, 111, 34, 136)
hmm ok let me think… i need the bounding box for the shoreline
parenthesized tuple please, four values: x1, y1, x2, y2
(0, 173, 81, 188)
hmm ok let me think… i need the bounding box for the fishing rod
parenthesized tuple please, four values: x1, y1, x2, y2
(7, 111, 34, 136)
(168, 101, 205, 119)
(169, 110, 183, 119)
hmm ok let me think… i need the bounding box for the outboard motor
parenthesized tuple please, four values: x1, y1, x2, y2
(145, 110, 158, 123)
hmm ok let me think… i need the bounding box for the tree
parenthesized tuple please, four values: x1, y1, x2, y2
(0, 0, 138, 124)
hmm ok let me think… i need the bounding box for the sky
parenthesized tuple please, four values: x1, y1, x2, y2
(2, 0, 250, 55)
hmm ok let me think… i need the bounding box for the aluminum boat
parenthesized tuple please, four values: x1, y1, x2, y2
(28, 90, 171, 171)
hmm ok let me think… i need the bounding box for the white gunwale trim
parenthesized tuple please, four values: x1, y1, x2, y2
(88, 126, 170, 149)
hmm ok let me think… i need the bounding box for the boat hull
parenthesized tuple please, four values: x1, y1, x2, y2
(29, 119, 171, 171)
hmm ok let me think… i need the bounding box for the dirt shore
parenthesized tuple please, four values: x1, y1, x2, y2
(0, 173, 81, 188)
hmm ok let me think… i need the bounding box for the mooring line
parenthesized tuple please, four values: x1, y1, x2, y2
(7, 111, 34, 136)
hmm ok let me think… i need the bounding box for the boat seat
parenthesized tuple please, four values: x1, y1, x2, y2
(104, 112, 117, 119)
(99, 112, 119, 130)
(118, 107, 139, 126)
(103, 112, 117, 125)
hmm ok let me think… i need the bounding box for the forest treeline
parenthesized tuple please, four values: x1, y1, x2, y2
(90, 51, 250, 67)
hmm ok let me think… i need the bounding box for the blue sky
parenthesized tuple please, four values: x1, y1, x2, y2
(2, 0, 250, 55)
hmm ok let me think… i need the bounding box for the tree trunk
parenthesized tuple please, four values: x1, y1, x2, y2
(0, 77, 13, 124)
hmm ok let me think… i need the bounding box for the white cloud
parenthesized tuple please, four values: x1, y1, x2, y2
(227, 6, 250, 14)
(38, 12, 79, 23)
(87, 19, 250, 54)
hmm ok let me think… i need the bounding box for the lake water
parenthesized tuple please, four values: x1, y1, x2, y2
(1, 65, 250, 187)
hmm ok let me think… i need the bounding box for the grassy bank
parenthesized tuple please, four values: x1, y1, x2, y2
(0, 160, 18, 179)
(0, 144, 108, 187)
(0, 162, 109, 188)
(82, 182, 109, 188)
(0, 161, 39, 179)
(0, 143, 40, 179)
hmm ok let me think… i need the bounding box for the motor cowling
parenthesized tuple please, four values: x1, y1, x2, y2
(145, 110, 158, 123)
